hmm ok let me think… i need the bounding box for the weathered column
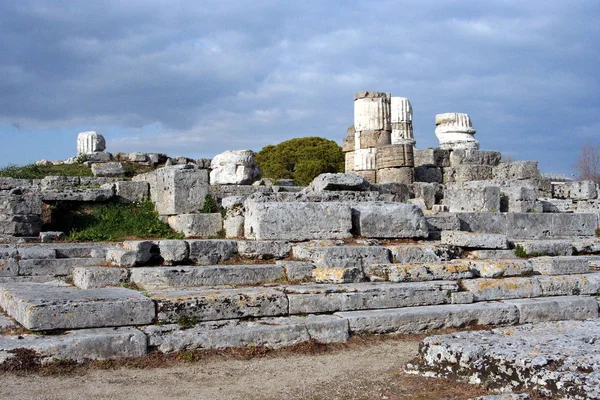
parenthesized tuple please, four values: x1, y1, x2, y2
(434, 113, 479, 150)
(391, 97, 415, 147)
(353, 91, 391, 182)
(342, 125, 356, 173)
(77, 131, 106, 155)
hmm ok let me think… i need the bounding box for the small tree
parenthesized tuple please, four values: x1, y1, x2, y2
(575, 142, 600, 183)
(256, 137, 345, 186)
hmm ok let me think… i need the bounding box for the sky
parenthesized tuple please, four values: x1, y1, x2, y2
(1, 0, 599, 176)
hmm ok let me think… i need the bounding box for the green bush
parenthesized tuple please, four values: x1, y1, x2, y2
(256, 137, 344, 186)
(45, 201, 184, 241)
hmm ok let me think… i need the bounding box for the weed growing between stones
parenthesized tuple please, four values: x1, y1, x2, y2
(596, 228, 600, 237)
(44, 201, 184, 241)
(200, 194, 218, 214)
(0, 163, 93, 179)
(514, 245, 546, 259)
(177, 316, 198, 329)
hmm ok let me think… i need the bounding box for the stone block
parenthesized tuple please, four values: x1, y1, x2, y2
(356, 130, 391, 148)
(414, 166, 443, 183)
(530, 256, 591, 275)
(410, 182, 441, 210)
(424, 213, 461, 237)
(413, 149, 451, 168)
(371, 182, 410, 202)
(276, 260, 315, 281)
(18, 258, 106, 276)
(91, 162, 125, 177)
(376, 167, 414, 184)
(77, 131, 106, 155)
(336, 302, 519, 334)
(0, 248, 18, 277)
(237, 240, 291, 259)
(465, 249, 516, 259)
(285, 281, 457, 314)
(493, 161, 540, 180)
(386, 244, 442, 263)
(506, 213, 552, 240)
(224, 215, 245, 238)
(365, 261, 475, 282)
(187, 240, 237, 265)
(73, 267, 129, 289)
(152, 287, 288, 323)
(455, 212, 507, 234)
(539, 198, 574, 212)
(375, 145, 414, 168)
(39, 231, 66, 243)
(0, 193, 42, 215)
(513, 240, 573, 256)
(41, 188, 114, 202)
(552, 181, 597, 200)
(115, 181, 149, 203)
(307, 173, 370, 192)
(551, 213, 597, 237)
(0, 327, 146, 362)
(0, 283, 155, 330)
(536, 274, 600, 296)
(167, 213, 222, 238)
(353, 169, 377, 183)
(344, 151, 354, 172)
(451, 292, 474, 304)
(449, 149, 501, 167)
(244, 201, 353, 241)
(453, 165, 493, 182)
(133, 166, 210, 215)
(313, 267, 364, 283)
(143, 315, 349, 353)
(158, 240, 189, 265)
(444, 186, 501, 212)
(292, 242, 391, 269)
(467, 259, 532, 278)
(130, 264, 284, 289)
(504, 296, 599, 324)
(351, 202, 428, 238)
(441, 231, 508, 249)
(461, 277, 543, 301)
(122, 240, 155, 263)
(209, 150, 260, 185)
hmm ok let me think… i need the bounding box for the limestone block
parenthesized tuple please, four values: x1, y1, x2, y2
(353, 169, 377, 184)
(127, 152, 148, 162)
(41, 188, 114, 202)
(435, 113, 479, 150)
(504, 296, 599, 324)
(467, 259, 532, 278)
(276, 260, 315, 281)
(444, 186, 501, 212)
(167, 213, 222, 238)
(386, 244, 442, 263)
(552, 181, 598, 200)
(18, 258, 105, 276)
(344, 151, 354, 172)
(465, 249, 517, 259)
(237, 240, 291, 259)
(441, 231, 508, 249)
(461, 277, 543, 301)
(449, 149, 501, 167)
(573, 238, 600, 254)
(209, 150, 260, 185)
(143, 315, 349, 353)
(451, 292, 474, 304)
(513, 240, 573, 256)
(0, 283, 155, 330)
(0, 193, 42, 215)
(413, 149, 450, 168)
(356, 130, 391, 149)
(365, 261, 475, 282)
(313, 267, 364, 283)
(73, 267, 129, 289)
(493, 161, 540, 180)
(352, 202, 428, 238)
(425, 213, 461, 233)
(0, 248, 18, 277)
(286, 281, 457, 314)
(353, 148, 377, 170)
(410, 182, 442, 210)
(158, 240, 189, 265)
(531, 256, 591, 275)
(0, 327, 147, 362)
(576, 199, 600, 214)
(453, 165, 493, 182)
(133, 166, 210, 215)
(122, 240, 155, 263)
(375, 145, 414, 169)
(187, 240, 237, 265)
(455, 212, 507, 234)
(354, 92, 391, 132)
(507, 213, 597, 239)
(292, 242, 391, 269)
(224, 215, 245, 238)
(77, 131, 106, 155)
(371, 182, 410, 202)
(152, 287, 288, 323)
(306, 173, 370, 192)
(414, 166, 442, 183)
(18, 247, 56, 259)
(130, 264, 284, 289)
(536, 274, 600, 296)
(336, 302, 518, 334)
(115, 181, 149, 203)
(39, 231, 66, 243)
(376, 167, 414, 184)
(342, 126, 355, 152)
(86, 151, 112, 163)
(244, 201, 352, 241)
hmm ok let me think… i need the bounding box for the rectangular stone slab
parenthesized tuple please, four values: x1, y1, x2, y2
(503, 296, 599, 324)
(0, 283, 155, 330)
(0, 327, 147, 362)
(130, 264, 285, 290)
(530, 256, 591, 275)
(285, 281, 458, 314)
(18, 258, 106, 276)
(151, 287, 288, 323)
(335, 301, 519, 334)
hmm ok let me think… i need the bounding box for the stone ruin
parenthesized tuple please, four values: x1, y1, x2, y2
(0, 92, 599, 398)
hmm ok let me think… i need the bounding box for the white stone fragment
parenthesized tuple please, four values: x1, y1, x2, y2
(435, 113, 478, 150)
(77, 131, 106, 155)
(209, 150, 260, 185)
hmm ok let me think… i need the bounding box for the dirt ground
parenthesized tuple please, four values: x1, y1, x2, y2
(0, 336, 497, 400)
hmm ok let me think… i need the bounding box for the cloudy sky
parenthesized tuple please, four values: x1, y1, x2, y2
(1, 0, 598, 176)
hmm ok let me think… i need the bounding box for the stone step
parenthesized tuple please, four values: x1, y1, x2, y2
(18, 257, 106, 276)
(460, 273, 600, 301)
(142, 315, 349, 353)
(530, 255, 593, 275)
(0, 327, 146, 363)
(441, 231, 509, 249)
(503, 296, 598, 324)
(0, 282, 155, 330)
(130, 264, 285, 290)
(292, 241, 391, 268)
(19, 243, 114, 259)
(512, 239, 573, 256)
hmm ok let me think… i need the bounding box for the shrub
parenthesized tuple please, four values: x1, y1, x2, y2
(0, 163, 93, 179)
(256, 137, 344, 186)
(200, 194, 218, 214)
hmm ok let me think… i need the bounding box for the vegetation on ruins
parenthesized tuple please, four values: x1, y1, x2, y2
(256, 137, 345, 186)
(0, 163, 93, 179)
(576, 142, 600, 184)
(44, 201, 184, 241)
